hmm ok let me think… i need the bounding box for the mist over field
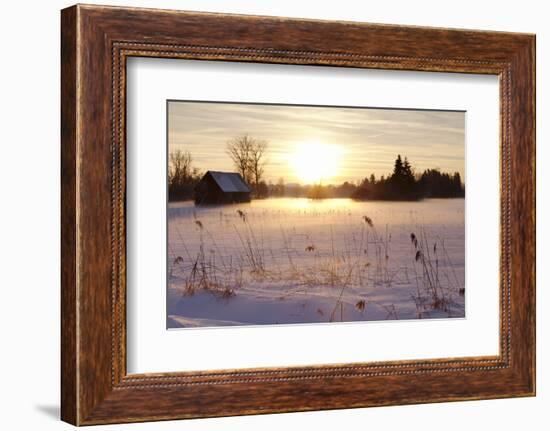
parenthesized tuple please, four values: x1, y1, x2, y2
(167, 198, 465, 328)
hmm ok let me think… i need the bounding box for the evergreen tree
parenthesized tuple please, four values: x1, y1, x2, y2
(452, 172, 463, 195)
(403, 157, 413, 181)
(393, 155, 404, 178)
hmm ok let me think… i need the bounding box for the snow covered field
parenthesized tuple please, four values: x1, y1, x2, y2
(167, 198, 465, 328)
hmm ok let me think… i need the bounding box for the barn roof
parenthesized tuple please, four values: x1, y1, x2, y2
(206, 171, 251, 193)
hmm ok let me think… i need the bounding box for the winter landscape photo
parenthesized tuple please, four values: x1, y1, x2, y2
(166, 101, 465, 329)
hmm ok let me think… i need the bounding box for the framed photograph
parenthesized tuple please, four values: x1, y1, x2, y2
(164, 100, 467, 328)
(61, 4, 535, 425)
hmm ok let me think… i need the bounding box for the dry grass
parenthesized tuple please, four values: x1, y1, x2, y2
(169, 206, 464, 319)
(409, 230, 462, 318)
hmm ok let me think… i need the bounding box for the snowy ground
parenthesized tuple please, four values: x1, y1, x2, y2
(167, 198, 465, 328)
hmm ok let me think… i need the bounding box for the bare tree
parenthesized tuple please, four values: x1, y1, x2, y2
(227, 134, 269, 196)
(226, 134, 253, 183)
(169, 149, 193, 187)
(167, 150, 203, 201)
(249, 139, 268, 190)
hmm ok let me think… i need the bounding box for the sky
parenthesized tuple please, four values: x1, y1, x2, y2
(168, 101, 465, 185)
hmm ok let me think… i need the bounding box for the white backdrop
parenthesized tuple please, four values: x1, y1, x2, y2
(0, 1, 546, 430)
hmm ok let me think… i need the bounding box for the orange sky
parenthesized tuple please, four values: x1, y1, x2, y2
(168, 101, 465, 185)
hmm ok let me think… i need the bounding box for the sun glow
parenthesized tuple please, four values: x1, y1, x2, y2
(290, 142, 342, 184)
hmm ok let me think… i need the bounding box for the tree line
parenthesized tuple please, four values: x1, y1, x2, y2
(265, 155, 464, 200)
(351, 155, 464, 201)
(169, 136, 464, 202)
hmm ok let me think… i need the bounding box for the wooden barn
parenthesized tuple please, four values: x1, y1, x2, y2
(194, 171, 252, 205)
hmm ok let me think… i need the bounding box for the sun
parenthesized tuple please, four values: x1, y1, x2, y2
(290, 142, 342, 184)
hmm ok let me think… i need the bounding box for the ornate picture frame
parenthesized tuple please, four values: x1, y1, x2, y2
(61, 4, 535, 425)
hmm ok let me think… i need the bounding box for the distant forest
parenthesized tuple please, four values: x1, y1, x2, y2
(350, 154, 464, 201)
(168, 136, 464, 202)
